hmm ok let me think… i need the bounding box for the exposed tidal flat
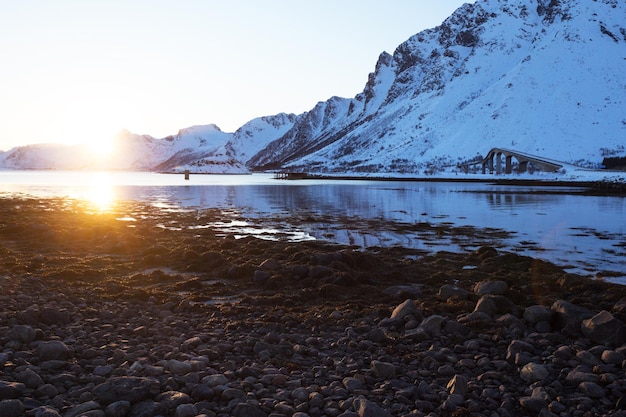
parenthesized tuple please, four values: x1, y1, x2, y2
(1, 196, 626, 417)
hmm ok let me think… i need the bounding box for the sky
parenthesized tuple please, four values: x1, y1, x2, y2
(0, 0, 471, 151)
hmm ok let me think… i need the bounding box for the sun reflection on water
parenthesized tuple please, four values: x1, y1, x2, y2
(84, 172, 116, 211)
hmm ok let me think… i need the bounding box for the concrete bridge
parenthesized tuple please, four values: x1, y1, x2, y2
(461, 148, 564, 174)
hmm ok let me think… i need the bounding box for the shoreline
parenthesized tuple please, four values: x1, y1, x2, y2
(1, 196, 626, 416)
(269, 172, 626, 195)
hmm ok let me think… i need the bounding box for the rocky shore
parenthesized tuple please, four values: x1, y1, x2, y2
(1, 196, 625, 417)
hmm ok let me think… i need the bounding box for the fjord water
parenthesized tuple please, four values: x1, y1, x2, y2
(1, 171, 624, 283)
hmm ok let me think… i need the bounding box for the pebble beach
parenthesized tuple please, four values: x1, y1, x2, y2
(1, 196, 626, 417)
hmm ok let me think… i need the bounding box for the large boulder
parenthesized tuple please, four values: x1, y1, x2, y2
(581, 310, 626, 347)
(551, 300, 594, 336)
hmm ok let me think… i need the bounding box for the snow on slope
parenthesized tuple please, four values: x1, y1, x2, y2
(258, 0, 626, 174)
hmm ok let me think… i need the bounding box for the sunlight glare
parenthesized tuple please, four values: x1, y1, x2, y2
(84, 172, 116, 211)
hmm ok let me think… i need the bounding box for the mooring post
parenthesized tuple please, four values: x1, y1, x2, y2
(184, 170, 190, 180)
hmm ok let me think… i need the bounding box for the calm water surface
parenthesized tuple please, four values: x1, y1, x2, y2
(1, 171, 624, 284)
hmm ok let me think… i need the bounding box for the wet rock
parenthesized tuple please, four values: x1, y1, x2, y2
(37, 340, 70, 361)
(581, 310, 626, 347)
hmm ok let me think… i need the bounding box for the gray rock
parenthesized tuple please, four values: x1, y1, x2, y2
(93, 377, 159, 405)
(0, 399, 24, 417)
(474, 295, 518, 316)
(64, 401, 102, 417)
(601, 349, 625, 365)
(551, 300, 594, 336)
(16, 367, 44, 388)
(420, 315, 445, 336)
(370, 360, 396, 379)
(383, 284, 422, 299)
(390, 299, 422, 320)
(447, 374, 468, 398)
(579, 382, 605, 399)
(33, 406, 62, 417)
(260, 258, 282, 270)
(566, 368, 600, 385)
(129, 400, 166, 417)
(104, 401, 131, 417)
(439, 284, 469, 300)
(520, 362, 549, 383)
(175, 403, 198, 417)
(37, 340, 70, 361)
(474, 280, 508, 295)
(581, 310, 626, 347)
(9, 324, 36, 343)
(523, 305, 553, 324)
(0, 382, 24, 400)
(342, 377, 365, 392)
(201, 374, 229, 387)
(232, 403, 268, 417)
(519, 396, 547, 413)
(156, 391, 192, 409)
(365, 327, 388, 343)
(167, 359, 192, 375)
(353, 396, 392, 417)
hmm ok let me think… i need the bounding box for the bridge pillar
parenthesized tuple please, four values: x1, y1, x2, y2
(519, 161, 528, 173)
(505, 155, 512, 174)
(495, 153, 502, 175)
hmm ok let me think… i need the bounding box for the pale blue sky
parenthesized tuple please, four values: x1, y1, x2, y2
(0, 1, 471, 151)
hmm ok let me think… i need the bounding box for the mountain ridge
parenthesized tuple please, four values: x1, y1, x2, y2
(1, 0, 624, 174)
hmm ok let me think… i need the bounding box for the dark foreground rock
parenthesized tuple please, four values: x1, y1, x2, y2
(1, 197, 625, 417)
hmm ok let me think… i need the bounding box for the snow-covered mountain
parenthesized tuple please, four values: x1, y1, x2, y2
(252, 0, 626, 174)
(1, 0, 624, 174)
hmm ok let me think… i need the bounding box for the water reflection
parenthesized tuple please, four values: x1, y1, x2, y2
(82, 172, 116, 211)
(1, 172, 624, 283)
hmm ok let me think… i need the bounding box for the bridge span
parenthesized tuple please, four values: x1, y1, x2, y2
(461, 148, 564, 174)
